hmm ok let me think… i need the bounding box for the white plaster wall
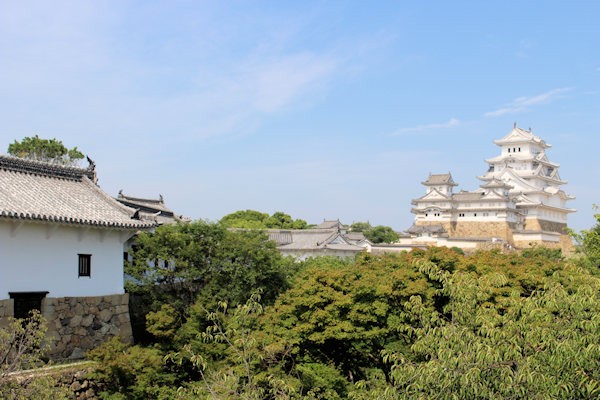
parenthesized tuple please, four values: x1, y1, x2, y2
(0, 221, 133, 299)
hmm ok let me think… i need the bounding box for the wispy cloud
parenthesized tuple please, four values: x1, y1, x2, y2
(484, 88, 571, 117)
(391, 118, 460, 135)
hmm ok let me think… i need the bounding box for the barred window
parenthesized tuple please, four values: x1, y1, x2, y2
(78, 254, 91, 277)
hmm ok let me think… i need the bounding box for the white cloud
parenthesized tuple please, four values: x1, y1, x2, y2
(244, 52, 338, 113)
(391, 118, 460, 135)
(484, 88, 571, 117)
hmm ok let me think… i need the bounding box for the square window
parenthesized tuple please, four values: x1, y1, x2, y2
(78, 254, 91, 277)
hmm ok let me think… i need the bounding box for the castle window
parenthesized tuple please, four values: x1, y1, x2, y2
(78, 254, 91, 277)
(518, 147, 521, 152)
(474, 213, 477, 217)
(508, 148, 511, 153)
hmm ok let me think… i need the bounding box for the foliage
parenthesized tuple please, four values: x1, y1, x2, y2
(385, 269, 600, 399)
(126, 220, 297, 341)
(261, 251, 449, 394)
(8, 135, 84, 165)
(86, 337, 178, 399)
(220, 209, 308, 229)
(351, 222, 400, 243)
(363, 225, 400, 244)
(168, 293, 302, 399)
(101, 237, 600, 399)
(0, 311, 70, 399)
(571, 208, 600, 274)
(349, 222, 372, 233)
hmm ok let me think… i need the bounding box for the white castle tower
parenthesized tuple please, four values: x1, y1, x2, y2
(409, 124, 575, 251)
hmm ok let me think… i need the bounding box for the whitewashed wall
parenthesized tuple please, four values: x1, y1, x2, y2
(0, 221, 133, 299)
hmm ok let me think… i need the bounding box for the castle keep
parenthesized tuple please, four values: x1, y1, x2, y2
(407, 125, 575, 251)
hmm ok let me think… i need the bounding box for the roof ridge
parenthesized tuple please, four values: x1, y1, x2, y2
(0, 154, 95, 181)
(118, 190, 164, 204)
(84, 177, 145, 220)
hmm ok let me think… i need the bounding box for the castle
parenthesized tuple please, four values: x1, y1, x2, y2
(405, 124, 575, 252)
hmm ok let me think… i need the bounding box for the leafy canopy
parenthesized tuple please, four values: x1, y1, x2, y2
(351, 222, 399, 243)
(220, 209, 308, 229)
(8, 135, 84, 165)
(571, 206, 600, 274)
(126, 220, 298, 343)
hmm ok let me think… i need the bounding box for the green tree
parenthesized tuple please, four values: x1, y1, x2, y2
(0, 311, 70, 399)
(363, 225, 399, 244)
(219, 210, 270, 229)
(265, 212, 308, 229)
(571, 208, 600, 274)
(383, 268, 600, 399)
(220, 210, 308, 230)
(126, 221, 298, 339)
(349, 222, 372, 233)
(8, 135, 84, 165)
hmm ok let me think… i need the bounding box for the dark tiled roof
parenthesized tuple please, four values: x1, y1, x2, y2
(0, 155, 155, 229)
(407, 224, 447, 235)
(116, 191, 188, 225)
(316, 219, 345, 229)
(267, 229, 364, 251)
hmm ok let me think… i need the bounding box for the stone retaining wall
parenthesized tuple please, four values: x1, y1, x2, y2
(523, 218, 568, 234)
(43, 294, 133, 359)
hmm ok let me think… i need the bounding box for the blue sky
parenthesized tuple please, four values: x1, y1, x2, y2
(1, 1, 598, 231)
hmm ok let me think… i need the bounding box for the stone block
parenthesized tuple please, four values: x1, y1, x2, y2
(99, 309, 113, 323)
(81, 314, 94, 327)
(69, 347, 85, 360)
(69, 314, 83, 327)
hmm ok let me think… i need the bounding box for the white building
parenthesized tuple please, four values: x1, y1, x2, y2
(0, 155, 155, 358)
(408, 125, 575, 251)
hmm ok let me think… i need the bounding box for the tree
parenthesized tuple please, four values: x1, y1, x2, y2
(349, 222, 372, 233)
(0, 311, 70, 398)
(363, 225, 399, 244)
(126, 220, 298, 341)
(571, 207, 600, 274)
(383, 269, 600, 399)
(219, 209, 308, 230)
(8, 135, 84, 165)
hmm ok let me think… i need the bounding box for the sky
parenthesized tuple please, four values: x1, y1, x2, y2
(1, 1, 599, 231)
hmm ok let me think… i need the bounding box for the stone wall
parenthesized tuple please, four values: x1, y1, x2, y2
(523, 218, 568, 234)
(414, 220, 515, 242)
(451, 221, 515, 241)
(42, 294, 133, 360)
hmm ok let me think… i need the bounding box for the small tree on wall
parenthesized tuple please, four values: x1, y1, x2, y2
(8, 135, 84, 165)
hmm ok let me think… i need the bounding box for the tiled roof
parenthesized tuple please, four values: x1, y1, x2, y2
(0, 155, 155, 229)
(452, 191, 485, 201)
(407, 224, 447, 235)
(480, 178, 513, 189)
(117, 191, 173, 214)
(267, 229, 364, 251)
(344, 232, 368, 242)
(316, 219, 345, 229)
(116, 191, 188, 224)
(422, 173, 457, 186)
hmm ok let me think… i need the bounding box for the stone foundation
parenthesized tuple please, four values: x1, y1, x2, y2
(523, 218, 568, 234)
(415, 221, 516, 242)
(44, 294, 133, 359)
(0, 294, 132, 360)
(451, 221, 515, 242)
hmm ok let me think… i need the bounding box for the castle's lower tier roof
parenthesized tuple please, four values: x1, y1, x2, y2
(0, 155, 155, 229)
